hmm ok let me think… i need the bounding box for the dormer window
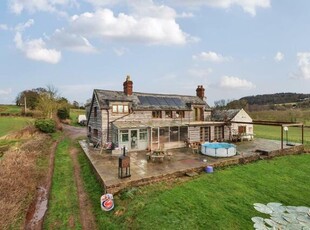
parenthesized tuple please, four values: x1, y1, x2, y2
(165, 111, 172, 118)
(176, 111, 185, 118)
(152, 111, 161, 118)
(112, 104, 129, 114)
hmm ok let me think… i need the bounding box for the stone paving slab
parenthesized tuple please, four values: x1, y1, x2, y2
(79, 139, 303, 194)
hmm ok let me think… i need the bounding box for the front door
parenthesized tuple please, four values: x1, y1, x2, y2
(130, 130, 138, 149)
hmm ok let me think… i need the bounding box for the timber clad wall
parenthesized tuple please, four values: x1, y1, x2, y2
(88, 98, 103, 144)
(101, 110, 109, 143)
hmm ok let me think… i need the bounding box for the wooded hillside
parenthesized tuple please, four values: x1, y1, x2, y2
(240, 93, 310, 105)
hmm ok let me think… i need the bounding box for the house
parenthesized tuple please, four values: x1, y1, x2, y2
(212, 109, 254, 141)
(86, 76, 253, 151)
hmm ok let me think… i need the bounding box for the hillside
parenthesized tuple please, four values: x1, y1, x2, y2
(240, 93, 310, 105)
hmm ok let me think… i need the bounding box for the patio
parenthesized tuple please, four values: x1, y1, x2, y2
(79, 138, 304, 194)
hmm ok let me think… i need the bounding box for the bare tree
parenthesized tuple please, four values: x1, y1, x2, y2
(36, 85, 65, 119)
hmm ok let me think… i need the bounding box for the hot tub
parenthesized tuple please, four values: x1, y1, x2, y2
(201, 142, 236, 157)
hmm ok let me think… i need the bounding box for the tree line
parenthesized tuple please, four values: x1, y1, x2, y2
(16, 86, 85, 118)
(214, 93, 310, 111)
(15, 86, 87, 133)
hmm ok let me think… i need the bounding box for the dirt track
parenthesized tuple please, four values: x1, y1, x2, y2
(62, 124, 87, 139)
(63, 124, 97, 230)
(25, 124, 96, 230)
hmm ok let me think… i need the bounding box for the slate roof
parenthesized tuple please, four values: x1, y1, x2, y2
(94, 89, 210, 111)
(211, 109, 241, 121)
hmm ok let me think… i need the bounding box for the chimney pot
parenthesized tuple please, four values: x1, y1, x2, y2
(123, 75, 133, 96)
(196, 85, 205, 100)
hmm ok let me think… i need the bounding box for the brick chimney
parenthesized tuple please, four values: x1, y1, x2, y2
(123, 75, 133, 96)
(196, 85, 205, 100)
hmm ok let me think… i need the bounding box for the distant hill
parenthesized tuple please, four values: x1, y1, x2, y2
(239, 93, 310, 105)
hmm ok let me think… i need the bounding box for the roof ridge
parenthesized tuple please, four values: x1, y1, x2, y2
(95, 89, 199, 98)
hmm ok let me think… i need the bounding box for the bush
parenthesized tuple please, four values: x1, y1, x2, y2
(57, 108, 70, 120)
(35, 119, 56, 133)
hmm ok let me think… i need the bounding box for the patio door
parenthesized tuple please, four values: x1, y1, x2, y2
(130, 130, 138, 150)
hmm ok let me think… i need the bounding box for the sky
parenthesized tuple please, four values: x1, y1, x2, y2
(0, 0, 310, 106)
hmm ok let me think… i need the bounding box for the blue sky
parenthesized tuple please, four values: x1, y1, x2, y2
(0, 0, 309, 106)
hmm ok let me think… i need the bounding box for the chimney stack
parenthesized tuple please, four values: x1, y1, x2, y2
(196, 85, 205, 100)
(123, 75, 133, 96)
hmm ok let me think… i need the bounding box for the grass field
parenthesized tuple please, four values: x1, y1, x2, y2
(0, 117, 33, 137)
(44, 138, 82, 229)
(70, 109, 86, 127)
(78, 152, 310, 229)
(0, 104, 22, 114)
(249, 109, 310, 125)
(254, 125, 310, 148)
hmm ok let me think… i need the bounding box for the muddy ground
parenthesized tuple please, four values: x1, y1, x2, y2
(1, 124, 97, 230)
(0, 127, 53, 229)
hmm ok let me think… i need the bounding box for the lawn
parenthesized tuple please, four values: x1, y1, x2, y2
(78, 149, 310, 229)
(0, 117, 33, 137)
(254, 124, 310, 148)
(44, 138, 82, 229)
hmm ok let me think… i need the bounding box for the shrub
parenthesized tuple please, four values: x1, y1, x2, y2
(35, 119, 56, 133)
(57, 108, 70, 120)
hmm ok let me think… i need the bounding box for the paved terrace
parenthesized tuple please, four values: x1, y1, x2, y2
(79, 139, 304, 194)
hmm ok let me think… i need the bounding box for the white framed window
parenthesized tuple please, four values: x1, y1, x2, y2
(118, 105, 123, 113)
(112, 104, 129, 114)
(139, 129, 147, 141)
(112, 105, 117, 113)
(120, 130, 129, 142)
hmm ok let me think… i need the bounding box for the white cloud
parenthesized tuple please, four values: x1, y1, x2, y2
(193, 51, 231, 62)
(274, 52, 284, 62)
(168, 0, 271, 16)
(0, 24, 8, 30)
(68, 8, 194, 45)
(296, 52, 310, 80)
(15, 19, 34, 32)
(14, 32, 61, 64)
(0, 88, 12, 95)
(8, 0, 77, 15)
(51, 29, 97, 53)
(219, 76, 255, 89)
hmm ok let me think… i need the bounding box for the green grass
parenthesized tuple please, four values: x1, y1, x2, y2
(0, 104, 22, 114)
(70, 109, 86, 127)
(0, 117, 33, 137)
(78, 148, 118, 229)
(44, 138, 82, 230)
(254, 124, 310, 148)
(249, 109, 310, 125)
(78, 147, 310, 229)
